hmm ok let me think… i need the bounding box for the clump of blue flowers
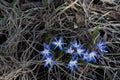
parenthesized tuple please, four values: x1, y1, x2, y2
(39, 36, 108, 71)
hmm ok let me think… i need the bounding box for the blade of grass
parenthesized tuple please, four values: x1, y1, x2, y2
(0, 52, 4, 56)
(88, 26, 99, 49)
(9, 0, 17, 7)
(42, 29, 52, 42)
(78, 58, 87, 65)
(55, 2, 67, 12)
(42, 0, 48, 6)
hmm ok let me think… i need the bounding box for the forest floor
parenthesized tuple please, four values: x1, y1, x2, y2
(0, 0, 120, 80)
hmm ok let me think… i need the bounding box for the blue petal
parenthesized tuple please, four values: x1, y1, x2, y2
(54, 37, 58, 42)
(85, 59, 90, 63)
(51, 42, 57, 45)
(71, 55, 78, 60)
(53, 61, 56, 64)
(59, 36, 63, 42)
(59, 45, 63, 50)
(103, 50, 108, 53)
(44, 63, 48, 68)
(100, 42, 105, 45)
(92, 58, 97, 63)
(70, 66, 74, 71)
(43, 43, 50, 50)
(101, 46, 107, 49)
(54, 46, 58, 50)
(50, 63, 54, 69)
(72, 53, 78, 58)
(39, 51, 42, 55)
(73, 39, 77, 43)
(75, 65, 78, 69)
(42, 55, 51, 60)
(62, 42, 66, 45)
(65, 50, 69, 54)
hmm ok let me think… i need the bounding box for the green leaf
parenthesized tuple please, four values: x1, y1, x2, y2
(42, 29, 52, 41)
(78, 58, 87, 65)
(88, 26, 99, 49)
(55, 2, 67, 12)
(42, 0, 48, 6)
(55, 5, 66, 12)
(9, 0, 17, 7)
(0, 52, 4, 56)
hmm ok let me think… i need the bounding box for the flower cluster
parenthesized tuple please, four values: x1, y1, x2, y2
(39, 36, 108, 71)
(39, 43, 56, 69)
(39, 36, 66, 69)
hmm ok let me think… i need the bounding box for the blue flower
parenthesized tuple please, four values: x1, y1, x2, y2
(51, 36, 66, 50)
(76, 46, 85, 57)
(39, 43, 52, 59)
(82, 51, 90, 63)
(43, 56, 56, 69)
(95, 39, 108, 53)
(70, 39, 81, 48)
(89, 51, 98, 63)
(65, 45, 74, 55)
(66, 58, 78, 71)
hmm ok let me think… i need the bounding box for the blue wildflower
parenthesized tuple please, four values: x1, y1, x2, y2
(89, 51, 98, 63)
(76, 46, 85, 57)
(39, 43, 52, 59)
(65, 45, 74, 55)
(66, 58, 78, 71)
(43, 56, 56, 69)
(95, 39, 108, 53)
(51, 36, 66, 50)
(82, 50, 90, 63)
(70, 39, 82, 48)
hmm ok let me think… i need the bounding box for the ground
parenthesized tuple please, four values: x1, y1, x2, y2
(0, 0, 120, 80)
